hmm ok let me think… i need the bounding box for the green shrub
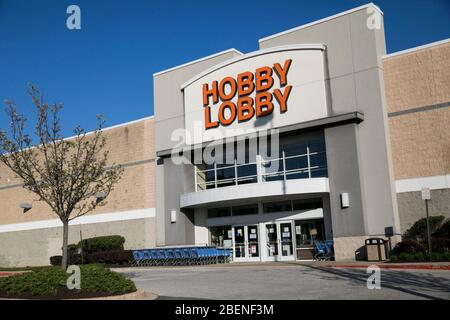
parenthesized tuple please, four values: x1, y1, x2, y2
(431, 252, 443, 261)
(414, 252, 425, 261)
(443, 252, 450, 261)
(85, 250, 133, 265)
(79, 235, 125, 253)
(389, 254, 398, 261)
(398, 253, 414, 261)
(0, 265, 135, 298)
(78, 265, 136, 294)
(49, 253, 83, 266)
(433, 219, 450, 238)
(50, 250, 132, 266)
(404, 215, 445, 240)
(67, 244, 79, 254)
(430, 237, 450, 252)
(392, 239, 425, 255)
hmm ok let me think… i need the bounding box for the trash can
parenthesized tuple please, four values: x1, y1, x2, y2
(365, 238, 387, 261)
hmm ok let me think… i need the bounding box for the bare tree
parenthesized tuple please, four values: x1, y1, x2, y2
(0, 85, 123, 269)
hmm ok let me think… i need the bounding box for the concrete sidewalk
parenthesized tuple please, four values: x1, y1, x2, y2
(112, 260, 450, 273)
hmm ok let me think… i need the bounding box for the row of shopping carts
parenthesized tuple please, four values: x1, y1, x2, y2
(313, 240, 334, 261)
(132, 246, 232, 266)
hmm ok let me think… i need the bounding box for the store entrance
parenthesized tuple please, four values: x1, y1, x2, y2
(232, 225, 260, 262)
(209, 219, 325, 262)
(264, 221, 295, 261)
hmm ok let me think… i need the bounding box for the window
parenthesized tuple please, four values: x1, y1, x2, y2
(210, 226, 232, 247)
(207, 207, 231, 218)
(283, 143, 307, 157)
(262, 158, 284, 182)
(308, 140, 328, 178)
(195, 139, 328, 191)
(216, 164, 235, 187)
(263, 201, 292, 213)
(292, 198, 323, 211)
(232, 204, 259, 216)
(236, 163, 257, 185)
(295, 220, 324, 246)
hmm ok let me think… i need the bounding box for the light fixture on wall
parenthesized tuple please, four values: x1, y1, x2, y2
(171, 210, 177, 223)
(340, 192, 350, 208)
(20, 203, 32, 213)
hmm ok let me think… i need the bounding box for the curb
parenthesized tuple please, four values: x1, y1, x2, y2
(71, 288, 158, 300)
(327, 264, 450, 270)
(1, 289, 158, 300)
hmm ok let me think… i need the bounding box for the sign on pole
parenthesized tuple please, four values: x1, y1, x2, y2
(421, 187, 431, 200)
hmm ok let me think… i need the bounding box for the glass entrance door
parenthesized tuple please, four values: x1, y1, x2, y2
(265, 223, 278, 259)
(233, 226, 246, 260)
(232, 225, 260, 262)
(278, 222, 294, 260)
(263, 221, 295, 261)
(247, 225, 260, 260)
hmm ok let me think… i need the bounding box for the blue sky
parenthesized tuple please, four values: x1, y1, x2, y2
(0, 0, 449, 137)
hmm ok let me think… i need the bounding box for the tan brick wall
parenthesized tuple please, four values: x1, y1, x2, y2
(0, 217, 155, 267)
(383, 42, 450, 113)
(388, 107, 450, 179)
(0, 117, 155, 225)
(383, 42, 450, 180)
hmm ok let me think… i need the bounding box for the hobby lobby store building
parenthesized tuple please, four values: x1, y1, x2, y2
(1, 3, 449, 266)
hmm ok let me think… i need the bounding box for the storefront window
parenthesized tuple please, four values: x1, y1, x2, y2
(216, 164, 235, 188)
(294, 220, 324, 247)
(263, 201, 292, 213)
(195, 139, 328, 191)
(232, 204, 259, 216)
(209, 226, 232, 248)
(207, 207, 231, 218)
(236, 163, 257, 185)
(292, 198, 322, 211)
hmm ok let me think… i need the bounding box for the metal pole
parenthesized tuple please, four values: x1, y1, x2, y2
(425, 199, 432, 261)
(80, 228, 84, 265)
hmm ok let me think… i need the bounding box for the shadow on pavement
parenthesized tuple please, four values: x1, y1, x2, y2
(304, 264, 450, 300)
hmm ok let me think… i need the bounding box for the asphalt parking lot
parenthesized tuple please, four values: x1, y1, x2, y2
(118, 263, 450, 300)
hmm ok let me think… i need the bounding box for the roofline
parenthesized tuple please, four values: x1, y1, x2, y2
(0, 115, 154, 157)
(63, 115, 154, 141)
(153, 48, 243, 77)
(382, 38, 450, 59)
(180, 44, 326, 89)
(258, 3, 383, 43)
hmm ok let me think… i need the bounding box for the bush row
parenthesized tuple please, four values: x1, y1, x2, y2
(67, 235, 126, 254)
(50, 250, 133, 266)
(390, 252, 450, 261)
(391, 238, 450, 255)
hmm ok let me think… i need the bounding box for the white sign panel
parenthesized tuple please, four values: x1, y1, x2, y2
(182, 45, 329, 145)
(421, 187, 431, 200)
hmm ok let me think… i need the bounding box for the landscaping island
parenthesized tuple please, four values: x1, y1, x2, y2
(0, 264, 136, 299)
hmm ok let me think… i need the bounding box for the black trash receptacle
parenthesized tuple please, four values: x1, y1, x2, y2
(365, 238, 388, 261)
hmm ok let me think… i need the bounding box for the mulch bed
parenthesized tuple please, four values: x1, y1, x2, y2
(0, 286, 136, 300)
(0, 272, 26, 278)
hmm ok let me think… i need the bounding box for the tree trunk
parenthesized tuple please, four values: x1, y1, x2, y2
(61, 220, 69, 270)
